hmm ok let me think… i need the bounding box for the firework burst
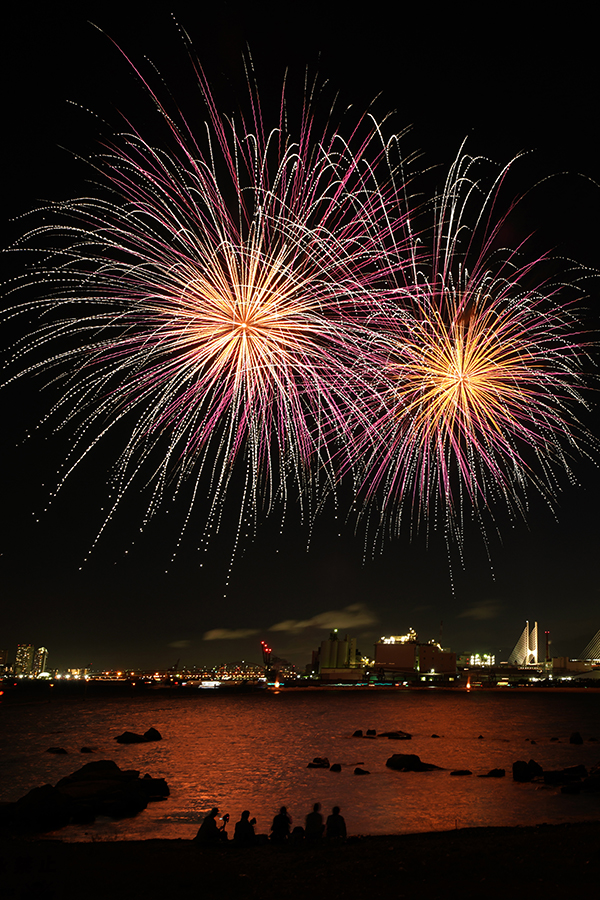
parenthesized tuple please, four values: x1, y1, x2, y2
(351, 151, 596, 560)
(3, 45, 413, 566)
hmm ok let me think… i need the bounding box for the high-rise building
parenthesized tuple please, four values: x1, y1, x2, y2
(15, 643, 35, 676)
(0, 648, 8, 673)
(33, 647, 49, 676)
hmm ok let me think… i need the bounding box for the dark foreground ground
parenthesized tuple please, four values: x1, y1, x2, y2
(1, 821, 599, 900)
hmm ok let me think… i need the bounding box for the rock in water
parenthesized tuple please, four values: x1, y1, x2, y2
(115, 731, 147, 744)
(386, 754, 442, 772)
(512, 759, 543, 782)
(115, 727, 162, 744)
(14, 785, 72, 832)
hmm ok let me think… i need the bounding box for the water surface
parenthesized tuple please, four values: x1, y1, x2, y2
(1, 688, 598, 840)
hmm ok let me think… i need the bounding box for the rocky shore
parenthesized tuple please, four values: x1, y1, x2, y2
(2, 821, 598, 899)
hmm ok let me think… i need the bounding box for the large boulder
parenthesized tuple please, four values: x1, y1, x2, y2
(379, 731, 412, 740)
(512, 759, 543, 782)
(56, 760, 149, 819)
(14, 784, 72, 832)
(386, 754, 442, 772)
(139, 774, 170, 798)
(569, 732, 584, 745)
(56, 760, 135, 785)
(307, 757, 330, 769)
(8, 760, 168, 833)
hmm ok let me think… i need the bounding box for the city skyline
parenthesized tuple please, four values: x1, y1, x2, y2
(3, 618, 599, 675)
(3, 3, 599, 672)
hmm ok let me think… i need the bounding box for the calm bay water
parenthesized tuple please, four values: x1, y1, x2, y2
(1, 688, 598, 840)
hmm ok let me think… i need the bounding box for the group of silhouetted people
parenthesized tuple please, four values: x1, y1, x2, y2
(194, 802, 346, 846)
(302, 802, 347, 841)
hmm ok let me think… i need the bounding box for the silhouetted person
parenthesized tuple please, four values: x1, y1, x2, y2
(234, 810, 257, 846)
(325, 806, 346, 840)
(270, 806, 292, 842)
(305, 802, 324, 840)
(195, 807, 229, 844)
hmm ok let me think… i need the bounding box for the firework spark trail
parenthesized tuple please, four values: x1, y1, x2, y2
(3, 47, 415, 567)
(351, 151, 596, 561)
(3, 37, 596, 579)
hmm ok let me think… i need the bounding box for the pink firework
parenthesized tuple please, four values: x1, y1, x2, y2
(350, 151, 596, 555)
(3, 47, 414, 560)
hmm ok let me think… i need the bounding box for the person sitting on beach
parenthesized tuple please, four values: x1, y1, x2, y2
(325, 806, 346, 840)
(305, 802, 324, 840)
(270, 806, 292, 842)
(234, 810, 257, 847)
(194, 807, 229, 844)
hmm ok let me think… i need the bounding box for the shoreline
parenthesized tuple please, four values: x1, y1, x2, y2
(3, 820, 599, 898)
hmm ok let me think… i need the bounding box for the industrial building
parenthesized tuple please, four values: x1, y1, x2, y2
(374, 630, 457, 683)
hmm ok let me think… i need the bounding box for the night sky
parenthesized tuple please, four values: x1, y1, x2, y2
(3, 2, 599, 672)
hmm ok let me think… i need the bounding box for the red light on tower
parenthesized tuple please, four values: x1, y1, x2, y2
(261, 641, 272, 666)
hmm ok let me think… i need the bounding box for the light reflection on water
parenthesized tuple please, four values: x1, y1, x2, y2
(1, 689, 598, 840)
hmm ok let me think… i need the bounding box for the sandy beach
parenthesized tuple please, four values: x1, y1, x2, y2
(2, 821, 598, 899)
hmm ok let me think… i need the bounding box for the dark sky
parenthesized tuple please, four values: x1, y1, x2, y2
(2, 2, 599, 671)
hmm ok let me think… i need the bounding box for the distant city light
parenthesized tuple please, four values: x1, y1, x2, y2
(469, 654, 496, 666)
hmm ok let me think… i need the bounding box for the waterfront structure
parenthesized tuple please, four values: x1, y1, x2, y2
(507, 621, 538, 666)
(551, 657, 593, 676)
(374, 630, 456, 680)
(15, 644, 35, 676)
(316, 630, 364, 682)
(578, 629, 600, 663)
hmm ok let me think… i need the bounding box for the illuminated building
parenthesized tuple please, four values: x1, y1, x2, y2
(375, 633, 418, 671)
(374, 631, 456, 679)
(464, 654, 495, 666)
(33, 647, 49, 677)
(15, 643, 35, 676)
(507, 621, 538, 666)
(0, 648, 8, 673)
